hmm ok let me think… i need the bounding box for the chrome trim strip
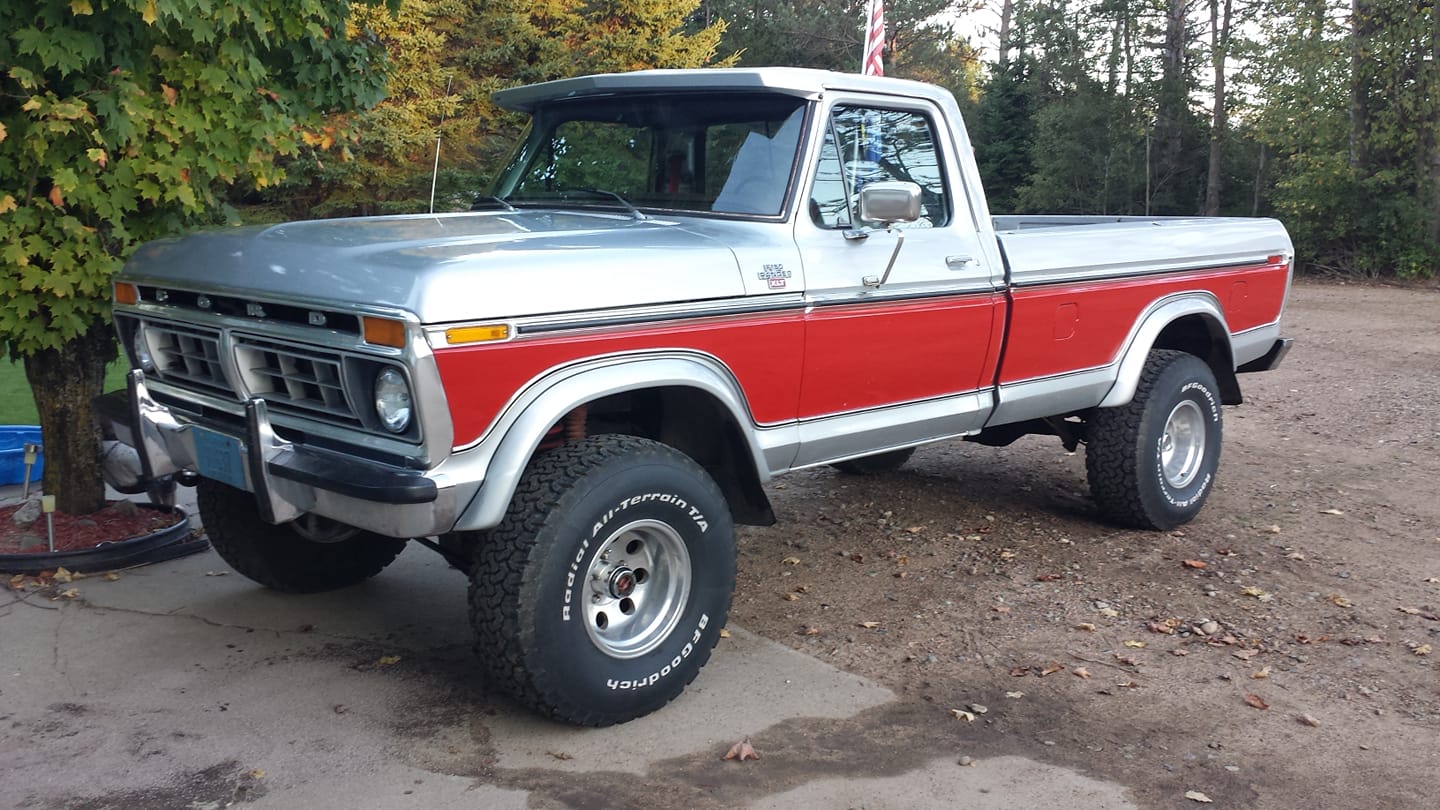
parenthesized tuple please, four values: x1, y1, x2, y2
(1008, 254, 1278, 288)
(789, 390, 992, 469)
(513, 294, 806, 336)
(1230, 322, 1283, 368)
(987, 368, 1115, 427)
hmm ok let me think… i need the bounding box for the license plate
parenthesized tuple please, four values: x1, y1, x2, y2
(192, 427, 247, 490)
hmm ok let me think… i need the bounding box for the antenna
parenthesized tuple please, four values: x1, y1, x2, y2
(429, 75, 455, 214)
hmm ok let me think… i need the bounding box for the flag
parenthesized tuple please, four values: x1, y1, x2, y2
(862, 0, 884, 76)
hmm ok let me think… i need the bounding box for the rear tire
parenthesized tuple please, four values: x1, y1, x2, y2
(196, 479, 407, 592)
(469, 434, 734, 726)
(831, 447, 916, 475)
(1085, 350, 1223, 530)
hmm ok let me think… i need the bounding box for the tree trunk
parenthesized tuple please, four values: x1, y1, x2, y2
(998, 0, 1014, 64)
(1205, 0, 1233, 216)
(22, 321, 115, 515)
(1349, 0, 1373, 172)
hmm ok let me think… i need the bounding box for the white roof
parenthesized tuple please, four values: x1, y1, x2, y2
(492, 67, 956, 112)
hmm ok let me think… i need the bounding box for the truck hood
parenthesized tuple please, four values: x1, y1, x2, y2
(121, 210, 746, 323)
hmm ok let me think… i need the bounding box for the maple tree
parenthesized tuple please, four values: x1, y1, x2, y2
(0, 0, 389, 513)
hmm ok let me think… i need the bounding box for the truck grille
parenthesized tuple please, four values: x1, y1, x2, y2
(234, 337, 358, 424)
(145, 323, 230, 397)
(133, 318, 363, 427)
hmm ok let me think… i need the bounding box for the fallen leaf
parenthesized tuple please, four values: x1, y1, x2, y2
(1005, 691, 1025, 699)
(782, 592, 799, 601)
(1251, 666, 1272, 679)
(802, 625, 820, 636)
(998, 549, 1017, 560)
(1098, 607, 1120, 618)
(793, 585, 810, 593)
(1073, 667, 1092, 679)
(1075, 622, 1097, 632)
(204, 571, 229, 577)
(376, 655, 401, 666)
(1040, 661, 1065, 676)
(723, 738, 759, 761)
(1148, 618, 1180, 635)
(1297, 714, 1321, 727)
(904, 525, 925, 534)
(1266, 525, 1282, 534)
(1009, 666, 1030, 677)
(1286, 551, 1306, 560)
(1034, 573, 1063, 582)
(719, 629, 731, 638)
(1413, 643, 1432, 656)
(1183, 560, 1207, 569)
(103, 573, 121, 582)
(858, 621, 881, 629)
(54, 567, 74, 583)
(780, 556, 801, 566)
(1425, 577, 1439, 584)
(949, 708, 975, 722)
(1114, 654, 1139, 666)
(1123, 639, 1147, 649)
(1171, 649, 1190, 657)
(57, 588, 80, 599)
(1328, 594, 1354, 608)
(1241, 585, 1272, 601)
(991, 605, 1012, 614)
(1185, 790, 1214, 803)
(248, 769, 266, 779)
(1232, 649, 1260, 661)
(1396, 606, 1420, 615)
(1244, 694, 1269, 710)
(1320, 508, 1345, 516)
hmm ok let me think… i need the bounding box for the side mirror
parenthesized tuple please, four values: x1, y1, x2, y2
(858, 181, 922, 225)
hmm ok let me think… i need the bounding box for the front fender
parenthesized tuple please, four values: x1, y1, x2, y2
(449, 351, 769, 532)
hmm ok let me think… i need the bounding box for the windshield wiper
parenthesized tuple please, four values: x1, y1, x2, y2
(556, 187, 648, 221)
(471, 195, 518, 211)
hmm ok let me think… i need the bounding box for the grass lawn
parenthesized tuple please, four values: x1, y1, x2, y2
(0, 358, 132, 426)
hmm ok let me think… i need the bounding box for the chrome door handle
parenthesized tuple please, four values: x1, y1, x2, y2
(947, 255, 976, 269)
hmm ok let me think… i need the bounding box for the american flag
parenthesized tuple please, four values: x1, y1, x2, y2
(862, 0, 884, 76)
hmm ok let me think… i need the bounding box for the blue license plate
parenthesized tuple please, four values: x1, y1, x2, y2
(192, 427, 247, 490)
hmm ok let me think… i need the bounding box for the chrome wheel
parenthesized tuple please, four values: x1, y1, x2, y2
(583, 519, 692, 659)
(1160, 400, 1206, 489)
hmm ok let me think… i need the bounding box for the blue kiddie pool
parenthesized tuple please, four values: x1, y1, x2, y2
(0, 426, 43, 486)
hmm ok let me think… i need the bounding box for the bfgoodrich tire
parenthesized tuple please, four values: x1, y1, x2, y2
(469, 434, 735, 726)
(1085, 350, 1223, 530)
(196, 479, 407, 593)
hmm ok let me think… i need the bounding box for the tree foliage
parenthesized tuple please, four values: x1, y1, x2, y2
(277, 0, 731, 219)
(0, 0, 388, 511)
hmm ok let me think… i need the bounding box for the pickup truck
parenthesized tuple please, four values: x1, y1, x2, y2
(98, 68, 1293, 726)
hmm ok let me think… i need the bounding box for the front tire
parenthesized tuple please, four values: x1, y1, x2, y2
(469, 434, 735, 726)
(1085, 350, 1223, 530)
(196, 479, 407, 592)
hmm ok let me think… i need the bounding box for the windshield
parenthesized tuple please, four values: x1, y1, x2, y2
(491, 92, 809, 218)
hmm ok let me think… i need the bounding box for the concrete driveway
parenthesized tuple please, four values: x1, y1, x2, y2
(1, 485, 1135, 809)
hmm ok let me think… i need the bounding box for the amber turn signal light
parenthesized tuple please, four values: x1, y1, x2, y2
(362, 316, 407, 348)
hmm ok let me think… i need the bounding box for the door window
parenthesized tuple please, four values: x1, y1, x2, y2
(809, 105, 950, 229)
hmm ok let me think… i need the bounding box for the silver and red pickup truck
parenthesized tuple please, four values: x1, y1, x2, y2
(98, 68, 1293, 725)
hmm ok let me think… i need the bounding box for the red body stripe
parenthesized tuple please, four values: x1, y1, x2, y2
(999, 262, 1289, 384)
(433, 262, 1286, 448)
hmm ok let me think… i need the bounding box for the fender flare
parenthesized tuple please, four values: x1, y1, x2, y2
(451, 351, 770, 532)
(1098, 293, 1232, 409)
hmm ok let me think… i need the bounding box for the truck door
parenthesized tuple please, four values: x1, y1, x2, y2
(791, 99, 1005, 466)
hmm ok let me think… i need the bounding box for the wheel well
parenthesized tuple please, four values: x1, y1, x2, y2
(1153, 314, 1241, 405)
(572, 386, 775, 527)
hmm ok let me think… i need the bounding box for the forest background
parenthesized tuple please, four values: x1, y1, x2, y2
(275, 0, 1440, 282)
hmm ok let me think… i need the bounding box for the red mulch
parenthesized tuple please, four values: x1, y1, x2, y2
(0, 500, 183, 555)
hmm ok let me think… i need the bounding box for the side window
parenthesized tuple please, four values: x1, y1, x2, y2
(808, 105, 950, 229)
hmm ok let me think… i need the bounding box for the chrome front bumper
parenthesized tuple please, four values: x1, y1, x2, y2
(95, 370, 457, 538)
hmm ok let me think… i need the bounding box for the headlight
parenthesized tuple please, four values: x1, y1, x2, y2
(373, 367, 413, 433)
(132, 327, 155, 372)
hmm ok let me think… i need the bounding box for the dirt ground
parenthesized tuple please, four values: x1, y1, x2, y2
(725, 278, 1440, 808)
